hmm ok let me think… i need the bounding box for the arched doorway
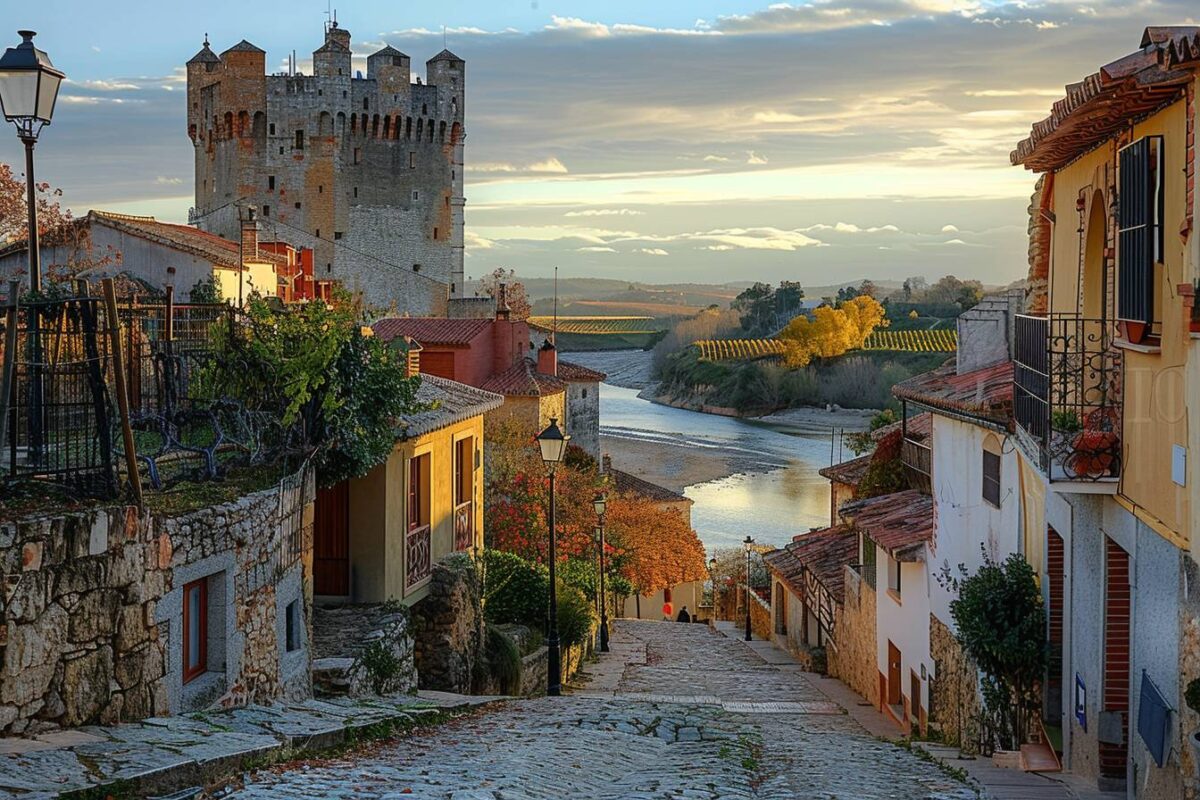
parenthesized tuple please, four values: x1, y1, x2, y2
(1081, 189, 1107, 321)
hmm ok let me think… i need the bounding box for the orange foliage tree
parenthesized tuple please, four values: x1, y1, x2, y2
(605, 495, 707, 595)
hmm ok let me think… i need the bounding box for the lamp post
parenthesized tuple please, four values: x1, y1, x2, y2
(743, 536, 754, 641)
(0, 30, 65, 295)
(707, 556, 717, 622)
(593, 491, 609, 653)
(536, 417, 569, 696)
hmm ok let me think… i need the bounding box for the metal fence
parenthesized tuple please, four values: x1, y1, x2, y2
(1, 287, 119, 497)
(2, 280, 247, 499)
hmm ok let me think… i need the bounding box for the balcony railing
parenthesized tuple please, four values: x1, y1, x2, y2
(405, 523, 432, 589)
(1013, 314, 1122, 483)
(901, 438, 932, 494)
(453, 500, 474, 552)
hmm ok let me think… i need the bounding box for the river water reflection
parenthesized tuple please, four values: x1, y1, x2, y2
(598, 382, 842, 553)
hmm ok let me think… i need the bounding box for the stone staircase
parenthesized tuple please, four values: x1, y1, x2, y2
(311, 603, 416, 698)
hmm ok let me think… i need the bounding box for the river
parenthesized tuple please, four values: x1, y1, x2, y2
(597, 380, 850, 554)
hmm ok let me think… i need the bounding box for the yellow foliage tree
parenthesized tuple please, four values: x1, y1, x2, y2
(777, 294, 887, 367)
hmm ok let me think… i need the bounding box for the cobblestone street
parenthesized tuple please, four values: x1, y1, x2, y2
(229, 621, 974, 799)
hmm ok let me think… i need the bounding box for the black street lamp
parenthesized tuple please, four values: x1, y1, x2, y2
(707, 556, 717, 621)
(593, 491, 609, 653)
(743, 536, 754, 641)
(0, 30, 65, 294)
(536, 417, 569, 696)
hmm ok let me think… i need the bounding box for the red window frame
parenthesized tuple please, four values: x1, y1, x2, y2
(182, 579, 208, 684)
(408, 455, 428, 531)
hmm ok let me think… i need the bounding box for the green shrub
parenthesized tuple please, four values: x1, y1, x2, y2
(1186, 678, 1200, 716)
(485, 624, 523, 694)
(483, 549, 549, 630)
(556, 583, 597, 648)
(558, 557, 597, 601)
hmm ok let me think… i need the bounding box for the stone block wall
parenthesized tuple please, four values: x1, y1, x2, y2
(832, 566, 878, 708)
(749, 592, 772, 641)
(0, 467, 314, 735)
(311, 603, 415, 697)
(412, 554, 481, 693)
(928, 613, 979, 751)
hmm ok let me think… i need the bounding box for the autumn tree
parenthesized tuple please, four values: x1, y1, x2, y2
(605, 495, 707, 595)
(777, 294, 886, 368)
(0, 162, 71, 244)
(479, 267, 531, 320)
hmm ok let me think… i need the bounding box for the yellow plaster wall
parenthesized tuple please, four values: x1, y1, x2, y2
(347, 414, 485, 606)
(215, 261, 278, 300)
(1047, 98, 1191, 543)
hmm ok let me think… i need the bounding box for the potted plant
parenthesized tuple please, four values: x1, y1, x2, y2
(1069, 430, 1119, 477)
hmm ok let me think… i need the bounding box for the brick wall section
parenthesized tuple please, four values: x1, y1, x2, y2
(1101, 537, 1131, 780)
(928, 614, 980, 751)
(0, 468, 314, 734)
(832, 567, 879, 708)
(188, 26, 464, 313)
(1026, 174, 1051, 315)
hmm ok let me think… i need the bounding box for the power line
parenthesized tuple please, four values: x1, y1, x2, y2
(189, 198, 450, 288)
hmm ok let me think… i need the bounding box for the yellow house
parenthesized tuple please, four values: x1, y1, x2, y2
(481, 346, 567, 437)
(313, 373, 503, 606)
(1009, 26, 1200, 797)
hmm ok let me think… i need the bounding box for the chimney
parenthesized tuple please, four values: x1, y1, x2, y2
(240, 207, 259, 265)
(601, 454, 612, 475)
(537, 338, 557, 377)
(495, 283, 511, 321)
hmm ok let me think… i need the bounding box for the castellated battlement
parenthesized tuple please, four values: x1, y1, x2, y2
(185, 22, 465, 315)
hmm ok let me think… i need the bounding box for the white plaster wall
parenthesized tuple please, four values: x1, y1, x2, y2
(875, 553, 932, 708)
(928, 416, 1023, 631)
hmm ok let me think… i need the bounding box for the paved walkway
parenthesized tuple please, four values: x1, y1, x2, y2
(712, 620, 1122, 800)
(230, 620, 976, 798)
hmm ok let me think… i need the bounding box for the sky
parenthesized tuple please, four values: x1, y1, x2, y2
(1, 0, 1197, 287)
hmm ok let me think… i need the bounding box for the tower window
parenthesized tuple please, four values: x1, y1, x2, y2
(294, 201, 301, 209)
(353, 147, 361, 164)
(268, 175, 275, 190)
(269, 123, 275, 135)
(343, 90, 347, 98)
(334, 232, 343, 240)
(353, 186, 358, 198)
(318, 185, 323, 194)
(363, 97, 369, 110)
(316, 229, 320, 238)
(409, 152, 415, 169)
(413, 264, 421, 272)
(263, 205, 270, 217)
(433, 227, 438, 240)
(294, 130, 304, 150)
(412, 190, 419, 201)
(279, 146, 284, 155)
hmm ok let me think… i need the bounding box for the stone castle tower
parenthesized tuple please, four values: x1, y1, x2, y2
(185, 22, 465, 313)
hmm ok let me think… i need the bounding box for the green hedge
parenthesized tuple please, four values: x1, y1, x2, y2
(483, 549, 596, 648)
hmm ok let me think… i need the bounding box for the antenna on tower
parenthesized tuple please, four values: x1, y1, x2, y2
(553, 266, 558, 346)
(324, 1, 332, 33)
(443, 25, 447, 49)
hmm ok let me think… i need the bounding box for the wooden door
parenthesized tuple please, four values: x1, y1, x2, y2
(314, 480, 350, 596)
(911, 670, 922, 723)
(887, 641, 902, 706)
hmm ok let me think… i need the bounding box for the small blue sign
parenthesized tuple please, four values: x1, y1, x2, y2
(1075, 674, 1087, 732)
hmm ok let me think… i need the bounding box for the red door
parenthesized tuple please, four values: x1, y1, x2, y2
(314, 480, 350, 596)
(1100, 538, 1130, 782)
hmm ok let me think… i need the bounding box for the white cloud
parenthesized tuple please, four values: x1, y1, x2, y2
(465, 231, 498, 249)
(702, 245, 736, 251)
(154, 176, 183, 185)
(69, 78, 140, 91)
(702, 154, 731, 163)
(637, 248, 670, 256)
(577, 246, 618, 253)
(941, 224, 959, 233)
(746, 151, 769, 165)
(528, 157, 569, 174)
(800, 222, 901, 234)
(471, 157, 568, 174)
(564, 208, 644, 217)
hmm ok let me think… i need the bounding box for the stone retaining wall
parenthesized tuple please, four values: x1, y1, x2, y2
(312, 603, 415, 697)
(0, 468, 314, 735)
(412, 554, 481, 693)
(929, 613, 979, 750)
(832, 566, 878, 708)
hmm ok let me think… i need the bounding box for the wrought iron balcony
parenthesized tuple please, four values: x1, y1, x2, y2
(1013, 314, 1122, 485)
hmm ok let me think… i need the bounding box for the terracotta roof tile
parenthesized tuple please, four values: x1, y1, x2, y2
(480, 358, 566, 397)
(557, 359, 607, 382)
(818, 454, 873, 487)
(871, 411, 932, 443)
(399, 375, 503, 439)
(892, 360, 1012, 427)
(840, 489, 933, 562)
(609, 467, 691, 504)
(372, 317, 492, 347)
(1012, 27, 1199, 171)
(765, 525, 857, 604)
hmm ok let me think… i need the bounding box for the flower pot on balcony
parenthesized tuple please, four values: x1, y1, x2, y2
(1069, 430, 1119, 478)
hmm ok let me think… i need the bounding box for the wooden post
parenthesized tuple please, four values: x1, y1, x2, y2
(0, 280, 19, 463)
(102, 278, 143, 504)
(165, 284, 174, 345)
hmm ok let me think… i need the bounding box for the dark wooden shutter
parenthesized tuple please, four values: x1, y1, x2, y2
(314, 480, 350, 596)
(1117, 138, 1156, 334)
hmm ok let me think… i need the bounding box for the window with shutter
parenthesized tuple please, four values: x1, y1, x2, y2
(1117, 136, 1163, 342)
